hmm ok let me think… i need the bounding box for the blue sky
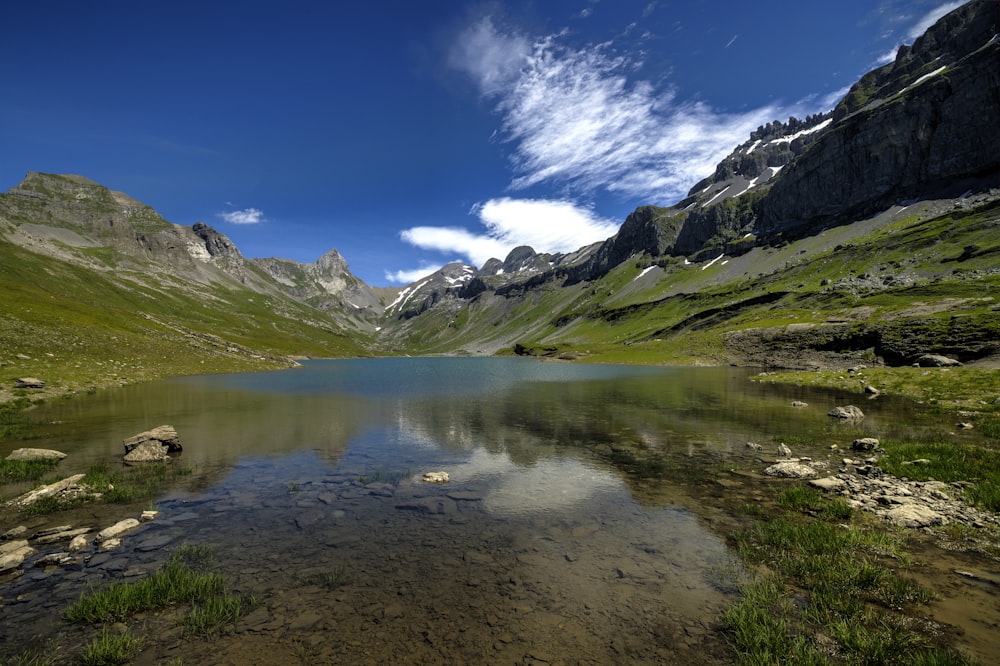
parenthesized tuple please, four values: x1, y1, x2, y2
(0, 1, 964, 285)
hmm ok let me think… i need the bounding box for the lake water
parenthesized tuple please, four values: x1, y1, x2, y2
(0, 358, 946, 663)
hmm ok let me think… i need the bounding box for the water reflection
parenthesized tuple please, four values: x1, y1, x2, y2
(0, 358, 934, 663)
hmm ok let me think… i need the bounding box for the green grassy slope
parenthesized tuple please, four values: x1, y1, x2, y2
(0, 236, 373, 404)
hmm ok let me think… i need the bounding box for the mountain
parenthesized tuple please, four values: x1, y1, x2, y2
(1, 0, 998, 398)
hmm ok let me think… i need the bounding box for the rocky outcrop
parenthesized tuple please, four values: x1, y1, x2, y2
(568, 206, 683, 282)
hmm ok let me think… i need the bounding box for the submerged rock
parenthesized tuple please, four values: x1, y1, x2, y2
(0, 540, 35, 572)
(95, 518, 140, 543)
(422, 471, 450, 483)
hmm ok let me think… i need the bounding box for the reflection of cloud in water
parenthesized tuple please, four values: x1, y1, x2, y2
(450, 447, 622, 516)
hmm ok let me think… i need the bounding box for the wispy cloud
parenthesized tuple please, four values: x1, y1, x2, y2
(218, 207, 264, 225)
(451, 17, 795, 204)
(385, 263, 447, 284)
(877, 0, 965, 64)
(392, 197, 619, 281)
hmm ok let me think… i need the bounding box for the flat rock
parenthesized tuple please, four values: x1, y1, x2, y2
(852, 438, 881, 451)
(95, 518, 140, 542)
(883, 504, 946, 528)
(809, 477, 847, 491)
(0, 540, 35, 572)
(14, 377, 45, 389)
(422, 471, 450, 483)
(6, 448, 66, 461)
(764, 462, 817, 478)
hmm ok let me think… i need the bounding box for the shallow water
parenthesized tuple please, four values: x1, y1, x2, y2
(0, 358, 991, 663)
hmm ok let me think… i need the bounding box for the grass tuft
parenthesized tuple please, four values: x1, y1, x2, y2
(81, 627, 144, 666)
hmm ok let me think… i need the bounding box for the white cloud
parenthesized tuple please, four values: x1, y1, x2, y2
(451, 17, 799, 205)
(218, 207, 264, 225)
(397, 198, 619, 271)
(878, 1, 965, 64)
(385, 263, 447, 284)
(907, 1, 964, 41)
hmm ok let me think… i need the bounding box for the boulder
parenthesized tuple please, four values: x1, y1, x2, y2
(851, 438, 881, 452)
(777, 443, 792, 457)
(123, 425, 181, 454)
(123, 440, 170, 463)
(5, 448, 66, 461)
(422, 471, 450, 483)
(14, 377, 45, 389)
(764, 461, 817, 478)
(916, 354, 962, 367)
(828, 405, 865, 419)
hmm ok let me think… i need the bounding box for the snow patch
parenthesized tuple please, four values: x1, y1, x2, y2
(632, 266, 657, 282)
(701, 253, 725, 270)
(764, 118, 833, 147)
(702, 184, 732, 208)
(906, 66, 947, 91)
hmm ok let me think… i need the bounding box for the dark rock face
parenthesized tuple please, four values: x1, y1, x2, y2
(568, 206, 681, 282)
(756, 0, 1000, 237)
(192, 222, 243, 260)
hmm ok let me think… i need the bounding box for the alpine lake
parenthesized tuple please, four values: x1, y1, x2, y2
(1, 358, 998, 664)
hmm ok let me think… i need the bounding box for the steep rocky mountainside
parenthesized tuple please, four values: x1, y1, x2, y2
(1, 0, 997, 382)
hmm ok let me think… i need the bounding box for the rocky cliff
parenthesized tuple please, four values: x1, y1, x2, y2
(754, 0, 999, 238)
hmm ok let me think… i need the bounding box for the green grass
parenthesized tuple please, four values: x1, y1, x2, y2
(81, 628, 144, 666)
(0, 456, 61, 484)
(721, 484, 972, 665)
(17, 463, 194, 516)
(66, 544, 256, 638)
(879, 441, 1000, 512)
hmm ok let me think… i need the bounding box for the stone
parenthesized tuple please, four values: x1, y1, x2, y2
(745, 442, 763, 451)
(123, 440, 170, 463)
(916, 354, 962, 367)
(123, 425, 181, 453)
(34, 552, 74, 568)
(68, 534, 89, 553)
(777, 443, 792, 457)
(851, 438, 881, 452)
(0, 540, 35, 572)
(14, 377, 45, 389)
(34, 527, 90, 545)
(956, 422, 974, 430)
(140, 510, 159, 522)
(864, 385, 880, 395)
(5, 448, 66, 461)
(791, 400, 808, 408)
(809, 477, 847, 491)
(764, 461, 817, 478)
(99, 538, 122, 551)
(828, 405, 865, 419)
(3, 525, 28, 539)
(95, 518, 140, 542)
(883, 504, 946, 528)
(422, 471, 449, 483)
